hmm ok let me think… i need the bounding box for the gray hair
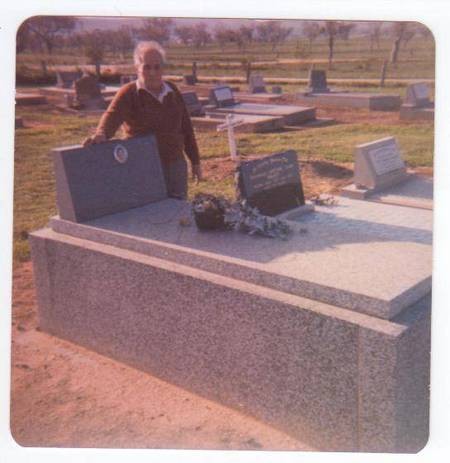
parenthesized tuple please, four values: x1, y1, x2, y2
(133, 41, 166, 66)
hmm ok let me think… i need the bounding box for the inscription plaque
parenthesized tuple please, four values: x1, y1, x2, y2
(369, 144, 405, 176)
(238, 150, 305, 216)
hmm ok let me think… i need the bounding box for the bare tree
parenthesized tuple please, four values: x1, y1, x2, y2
(322, 21, 338, 70)
(82, 29, 108, 76)
(140, 18, 173, 44)
(23, 16, 77, 55)
(256, 21, 292, 52)
(237, 25, 254, 51)
(303, 21, 321, 53)
(368, 22, 383, 52)
(191, 23, 211, 49)
(16, 21, 31, 53)
(175, 25, 194, 46)
(336, 22, 356, 41)
(214, 27, 238, 51)
(390, 22, 410, 64)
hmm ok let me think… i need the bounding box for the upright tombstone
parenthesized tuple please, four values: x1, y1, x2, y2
(249, 74, 267, 94)
(52, 135, 167, 222)
(209, 85, 236, 107)
(181, 91, 205, 117)
(56, 70, 82, 89)
(183, 75, 197, 85)
(405, 82, 432, 108)
(307, 69, 330, 93)
(341, 137, 409, 199)
(237, 150, 308, 216)
(74, 74, 107, 110)
(400, 82, 434, 121)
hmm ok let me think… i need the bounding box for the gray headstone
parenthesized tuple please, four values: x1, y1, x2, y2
(120, 74, 137, 85)
(353, 137, 407, 191)
(237, 150, 305, 216)
(74, 75, 106, 110)
(249, 74, 267, 94)
(308, 69, 329, 93)
(209, 86, 236, 107)
(405, 83, 431, 107)
(56, 70, 82, 89)
(53, 135, 167, 222)
(183, 74, 197, 85)
(181, 91, 205, 116)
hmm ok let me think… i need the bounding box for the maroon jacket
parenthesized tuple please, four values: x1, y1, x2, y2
(96, 81, 200, 166)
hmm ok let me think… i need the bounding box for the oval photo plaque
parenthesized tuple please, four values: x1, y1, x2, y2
(114, 144, 129, 164)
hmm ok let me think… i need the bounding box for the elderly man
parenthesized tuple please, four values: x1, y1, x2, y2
(84, 41, 202, 199)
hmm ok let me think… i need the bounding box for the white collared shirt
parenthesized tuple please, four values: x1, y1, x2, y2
(136, 79, 172, 103)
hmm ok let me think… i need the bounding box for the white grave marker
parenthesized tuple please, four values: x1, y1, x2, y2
(353, 137, 407, 191)
(217, 114, 244, 162)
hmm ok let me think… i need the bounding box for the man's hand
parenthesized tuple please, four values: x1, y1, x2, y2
(192, 164, 203, 184)
(82, 133, 107, 147)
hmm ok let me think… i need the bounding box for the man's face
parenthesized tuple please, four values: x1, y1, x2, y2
(137, 50, 163, 91)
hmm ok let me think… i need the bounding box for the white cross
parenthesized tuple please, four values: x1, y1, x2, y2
(217, 114, 244, 163)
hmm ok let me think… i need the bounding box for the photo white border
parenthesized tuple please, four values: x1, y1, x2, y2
(1, 1, 449, 462)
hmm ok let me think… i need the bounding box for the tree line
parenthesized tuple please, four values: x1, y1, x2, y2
(17, 17, 432, 69)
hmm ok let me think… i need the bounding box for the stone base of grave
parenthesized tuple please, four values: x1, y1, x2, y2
(176, 83, 240, 98)
(15, 93, 48, 106)
(39, 86, 118, 100)
(191, 114, 285, 133)
(399, 104, 434, 121)
(276, 202, 315, 220)
(29, 194, 432, 453)
(206, 104, 317, 126)
(341, 173, 433, 210)
(296, 92, 401, 111)
(232, 92, 284, 104)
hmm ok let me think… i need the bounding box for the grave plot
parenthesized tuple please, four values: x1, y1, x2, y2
(230, 74, 284, 103)
(341, 137, 433, 210)
(15, 92, 47, 106)
(296, 69, 401, 111)
(29, 134, 431, 453)
(400, 82, 434, 121)
(206, 86, 333, 127)
(182, 91, 285, 133)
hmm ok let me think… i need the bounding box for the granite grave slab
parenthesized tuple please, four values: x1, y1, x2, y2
(341, 137, 433, 209)
(297, 70, 401, 111)
(29, 137, 432, 452)
(73, 74, 107, 110)
(206, 86, 318, 126)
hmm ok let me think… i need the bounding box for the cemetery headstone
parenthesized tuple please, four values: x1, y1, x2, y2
(120, 74, 137, 85)
(237, 150, 306, 216)
(181, 91, 205, 116)
(307, 69, 329, 93)
(74, 74, 107, 109)
(56, 70, 82, 88)
(209, 86, 236, 107)
(405, 82, 432, 108)
(353, 137, 407, 191)
(183, 74, 198, 86)
(249, 74, 266, 94)
(52, 135, 167, 222)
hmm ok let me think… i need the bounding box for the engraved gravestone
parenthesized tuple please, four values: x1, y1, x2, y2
(249, 74, 267, 94)
(209, 86, 236, 107)
(53, 135, 167, 222)
(56, 70, 82, 88)
(181, 91, 205, 116)
(308, 69, 329, 93)
(74, 74, 107, 109)
(405, 82, 432, 108)
(353, 137, 407, 191)
(237, 150, 305, 216)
